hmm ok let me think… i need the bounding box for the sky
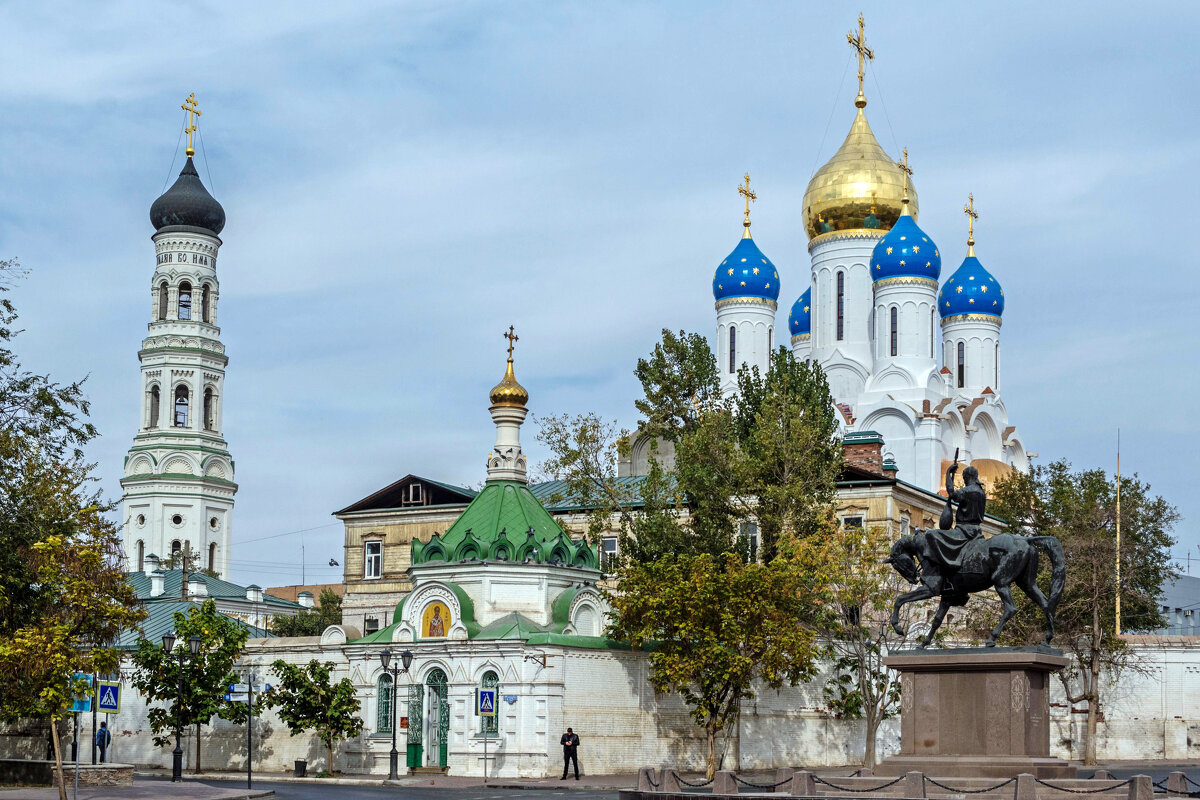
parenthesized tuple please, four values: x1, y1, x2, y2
(1, 1, 1198, 588)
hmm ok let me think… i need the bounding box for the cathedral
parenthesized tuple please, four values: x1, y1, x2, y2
(711, 19, 1029, 494)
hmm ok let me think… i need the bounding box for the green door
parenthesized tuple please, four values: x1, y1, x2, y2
(427, 669, 449, 768)
(406, 682, 423, 769)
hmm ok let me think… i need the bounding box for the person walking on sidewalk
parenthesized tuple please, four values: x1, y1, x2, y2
(95, 721, 111, 763)
(560, 727, 580, 780)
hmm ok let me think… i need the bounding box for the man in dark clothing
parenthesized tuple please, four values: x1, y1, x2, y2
(925, 464, 986, 572)
(95, 721, 111, 763)
(560, 727, 580, 780)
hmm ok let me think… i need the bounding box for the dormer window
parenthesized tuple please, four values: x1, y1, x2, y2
(403, 482, 425, 506)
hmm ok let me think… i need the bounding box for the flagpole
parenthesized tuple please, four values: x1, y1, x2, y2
(1115, 429, 1121, 637)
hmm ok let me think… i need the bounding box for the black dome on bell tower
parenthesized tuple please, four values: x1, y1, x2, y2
(149, 157, 226, 235)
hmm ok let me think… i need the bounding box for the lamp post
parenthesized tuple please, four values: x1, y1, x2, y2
(161, 632, 201, 782)
(379, 649, 413, 781)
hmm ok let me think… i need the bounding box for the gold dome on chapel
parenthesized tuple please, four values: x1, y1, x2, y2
(489, 327, 528, 408)
(801, 107, 918, 240)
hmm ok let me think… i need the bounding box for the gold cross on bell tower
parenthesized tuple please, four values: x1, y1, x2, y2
(503, 325, 519, 360)
(964, 193, 979, 256)
(738, 173, 757, 238)
(181, 93, 202, 158)
(896, 148, 913, 208)
(847, 14, 874, 109)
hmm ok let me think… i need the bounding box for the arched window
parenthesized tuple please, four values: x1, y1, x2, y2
(171, 539, 182, 555)
(158, 281, 169, 321)
(174, 385, 189, 428)
(836, 271, 845, 341)
(890, 307, 898, 357)
(930, 309, 935, 358)
(208, 542, 217, 571)
(376, 674, 394, 733)
(480, 670, 499, 736)
(994, 342, 999, 388)
(149, 386, 160, 428)
(201, 286, 211, 323)
(203, 388, 214, 431)
(957, 341, 965, 388)
(768, 327, 772, 354)
(178, 282, 192, 320)
(136, 540, 145, 572)
(728, 326, 737, 374)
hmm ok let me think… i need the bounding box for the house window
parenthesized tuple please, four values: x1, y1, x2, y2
(739, 521, 759, 562)
(729, 326, 737, 374)
(480, 670, 499, 737)
(601, 536, 618, 572)
(174, 385, 189, 427)
(178, 281, 192, 320)
(957, 341, 965, 388)
(149, 385, 160, 427)
(203, 388, 215, 430)
(836, 271, 845, 341)
(158, 281, 169, 320)
(890, 306, 898, 357)
(841, 515, 864, 530)
(365, 541, 382, 579)
(900, 513, 910, 535)
(364, 617, 380, 634)
(376, 674, 393, 733)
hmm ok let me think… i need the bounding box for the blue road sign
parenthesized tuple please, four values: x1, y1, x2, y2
(69, 673, 91, 713)
(477, 688, 497, 717)
(96, 682, 121, 714)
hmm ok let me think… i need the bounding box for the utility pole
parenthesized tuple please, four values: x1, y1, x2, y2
(1115, 429, 1122, 636)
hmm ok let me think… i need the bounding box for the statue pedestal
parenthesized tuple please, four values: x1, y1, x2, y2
(876, 646, 1076, 778)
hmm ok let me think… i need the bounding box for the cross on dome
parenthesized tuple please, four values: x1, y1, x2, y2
(738, 173, 756, 238)
(897, 148, 913, 211)
(181, 93, 202, 158)
(504, 325, 519, 360)
(847, 14, 874, 109)
(964, 193, 979, 255)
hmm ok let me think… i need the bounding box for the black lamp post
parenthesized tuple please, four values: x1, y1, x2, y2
(379, 648, 413, 781)
(161, 632, 202, 782)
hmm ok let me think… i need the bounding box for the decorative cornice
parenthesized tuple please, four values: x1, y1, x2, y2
(714, 296, 779, 311)
(808, 228, 886, 252)
(941, 313, 1003, 327)
(790, 333, 811, 345)
(874, 276, 939, 291)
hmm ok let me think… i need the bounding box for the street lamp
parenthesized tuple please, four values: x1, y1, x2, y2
(161, 633, 202, 782)
(379, 648, 414, 781)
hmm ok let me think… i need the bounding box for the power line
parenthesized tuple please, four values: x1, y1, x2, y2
(238, 522, 341, 545)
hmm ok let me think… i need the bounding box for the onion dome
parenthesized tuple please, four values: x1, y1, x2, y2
(939, 254, 1004, 320)
(802, 108, 917, 240)
(713, 237, 780, 305)
(150, 157, 226, 235)
(870, 213, 940, 283)
(788, 288, 812, 337)
(489, 356, 529, 408)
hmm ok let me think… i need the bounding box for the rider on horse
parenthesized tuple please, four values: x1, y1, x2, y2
(926, 463, 986, 575)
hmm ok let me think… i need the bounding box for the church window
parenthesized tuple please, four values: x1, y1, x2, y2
(365, 541, 382, 579)
(208, 542, 217, 571)
(601, 536, 618, 572)
(739, 521, 759, 563)
(994, 342, 999, 388)
(171, 539, 182, 555)
(376, 674, 394, 733)
(728, 326, 736, 374)
(171, 515, 183, 526)
(136, 540, 145, 572)
(203, 388, 215, 431)
(930, 309, 935, 358)
(768, 327, 772, 353)
(364, 617, 380, 634)
(201, 285, 211, 323)
(158, 281, 169, 320)
(178, 282, 192, 320)
(957, 341, 965, 388)
(836, 272, 845, 341)
(149, 385, 160, 428)
(890, 307, 898, 357)
(174, 385, 189, 427)
(480, 670, 499, 736)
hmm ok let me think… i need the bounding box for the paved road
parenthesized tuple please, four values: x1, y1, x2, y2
(184, 780, 622, 800)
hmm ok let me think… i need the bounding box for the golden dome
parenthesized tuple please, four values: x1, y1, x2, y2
(489, 358, 529, 408)
(802, 108, 917, 240)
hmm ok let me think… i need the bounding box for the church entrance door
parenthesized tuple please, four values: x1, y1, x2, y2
(424, 668, 449, 768)
(405, 682, 423, 769)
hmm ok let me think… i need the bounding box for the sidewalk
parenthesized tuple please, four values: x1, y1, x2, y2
(135, 767, 642, 789)
(0, 784, 272, 800)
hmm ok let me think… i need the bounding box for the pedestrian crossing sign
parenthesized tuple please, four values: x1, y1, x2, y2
(97, 682, 121, 714)
(477, 688, 497, 717)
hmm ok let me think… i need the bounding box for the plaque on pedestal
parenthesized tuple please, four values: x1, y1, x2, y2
(875, 646, 1076, 778)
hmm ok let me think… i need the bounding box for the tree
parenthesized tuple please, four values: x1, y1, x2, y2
(130, 599, 250, 772)
(269, 589, 344, 637)
(988, 459, 1178, 765)
(263, 659, 364, 773)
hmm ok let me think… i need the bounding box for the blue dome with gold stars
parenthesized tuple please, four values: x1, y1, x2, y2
(788, 288, 811, 336)
(713, 237, 780, 304)
(870, 213, 940, 283)
(939, 255, 1004, 319)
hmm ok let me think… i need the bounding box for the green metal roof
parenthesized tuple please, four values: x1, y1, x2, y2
(116, 600, 273, 650)
(528, 476, 650, 512)
(475, 612, 552, 640)
(128, 570, 305, 609)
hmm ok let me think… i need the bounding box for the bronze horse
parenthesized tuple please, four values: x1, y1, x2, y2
(885, 531, 1066, 648)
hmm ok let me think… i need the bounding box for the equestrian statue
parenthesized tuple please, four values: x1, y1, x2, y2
(884, 451, 1066, 648)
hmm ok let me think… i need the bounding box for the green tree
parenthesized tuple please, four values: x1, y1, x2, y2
(263, 659, 364, 773)
(988, 459, 1178, 765)
(269, 589, 344, 637)
(130, 599, 251, 772)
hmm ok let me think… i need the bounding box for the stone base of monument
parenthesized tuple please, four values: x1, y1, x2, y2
(875, 645, 1077, 779)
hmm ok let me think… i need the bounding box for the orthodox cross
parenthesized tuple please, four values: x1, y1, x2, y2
(503, 325, 519, 360)
(181, 93, 202, 157)
(964, 193, 979, 254)
(738, 173, 756, 236)
(846, 14, 874, 107)
(896, 148, 913, 205)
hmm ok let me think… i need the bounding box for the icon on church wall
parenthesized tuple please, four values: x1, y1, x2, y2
(422, 601, 450, 638)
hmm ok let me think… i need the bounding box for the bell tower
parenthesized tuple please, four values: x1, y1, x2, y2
(121, 94, 236, 578)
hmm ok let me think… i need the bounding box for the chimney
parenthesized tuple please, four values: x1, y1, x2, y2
(149, 569, 166, 598)
(144, 553, 161, 573)
(843, 431, 885, 476)
(297, 591, 315, 609)
(187, 574, 207, 598)
(245, 584, 264, 603)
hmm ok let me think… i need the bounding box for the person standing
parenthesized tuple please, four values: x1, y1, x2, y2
(95, 721, 111, 763)
(559, 727, 580, 780)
